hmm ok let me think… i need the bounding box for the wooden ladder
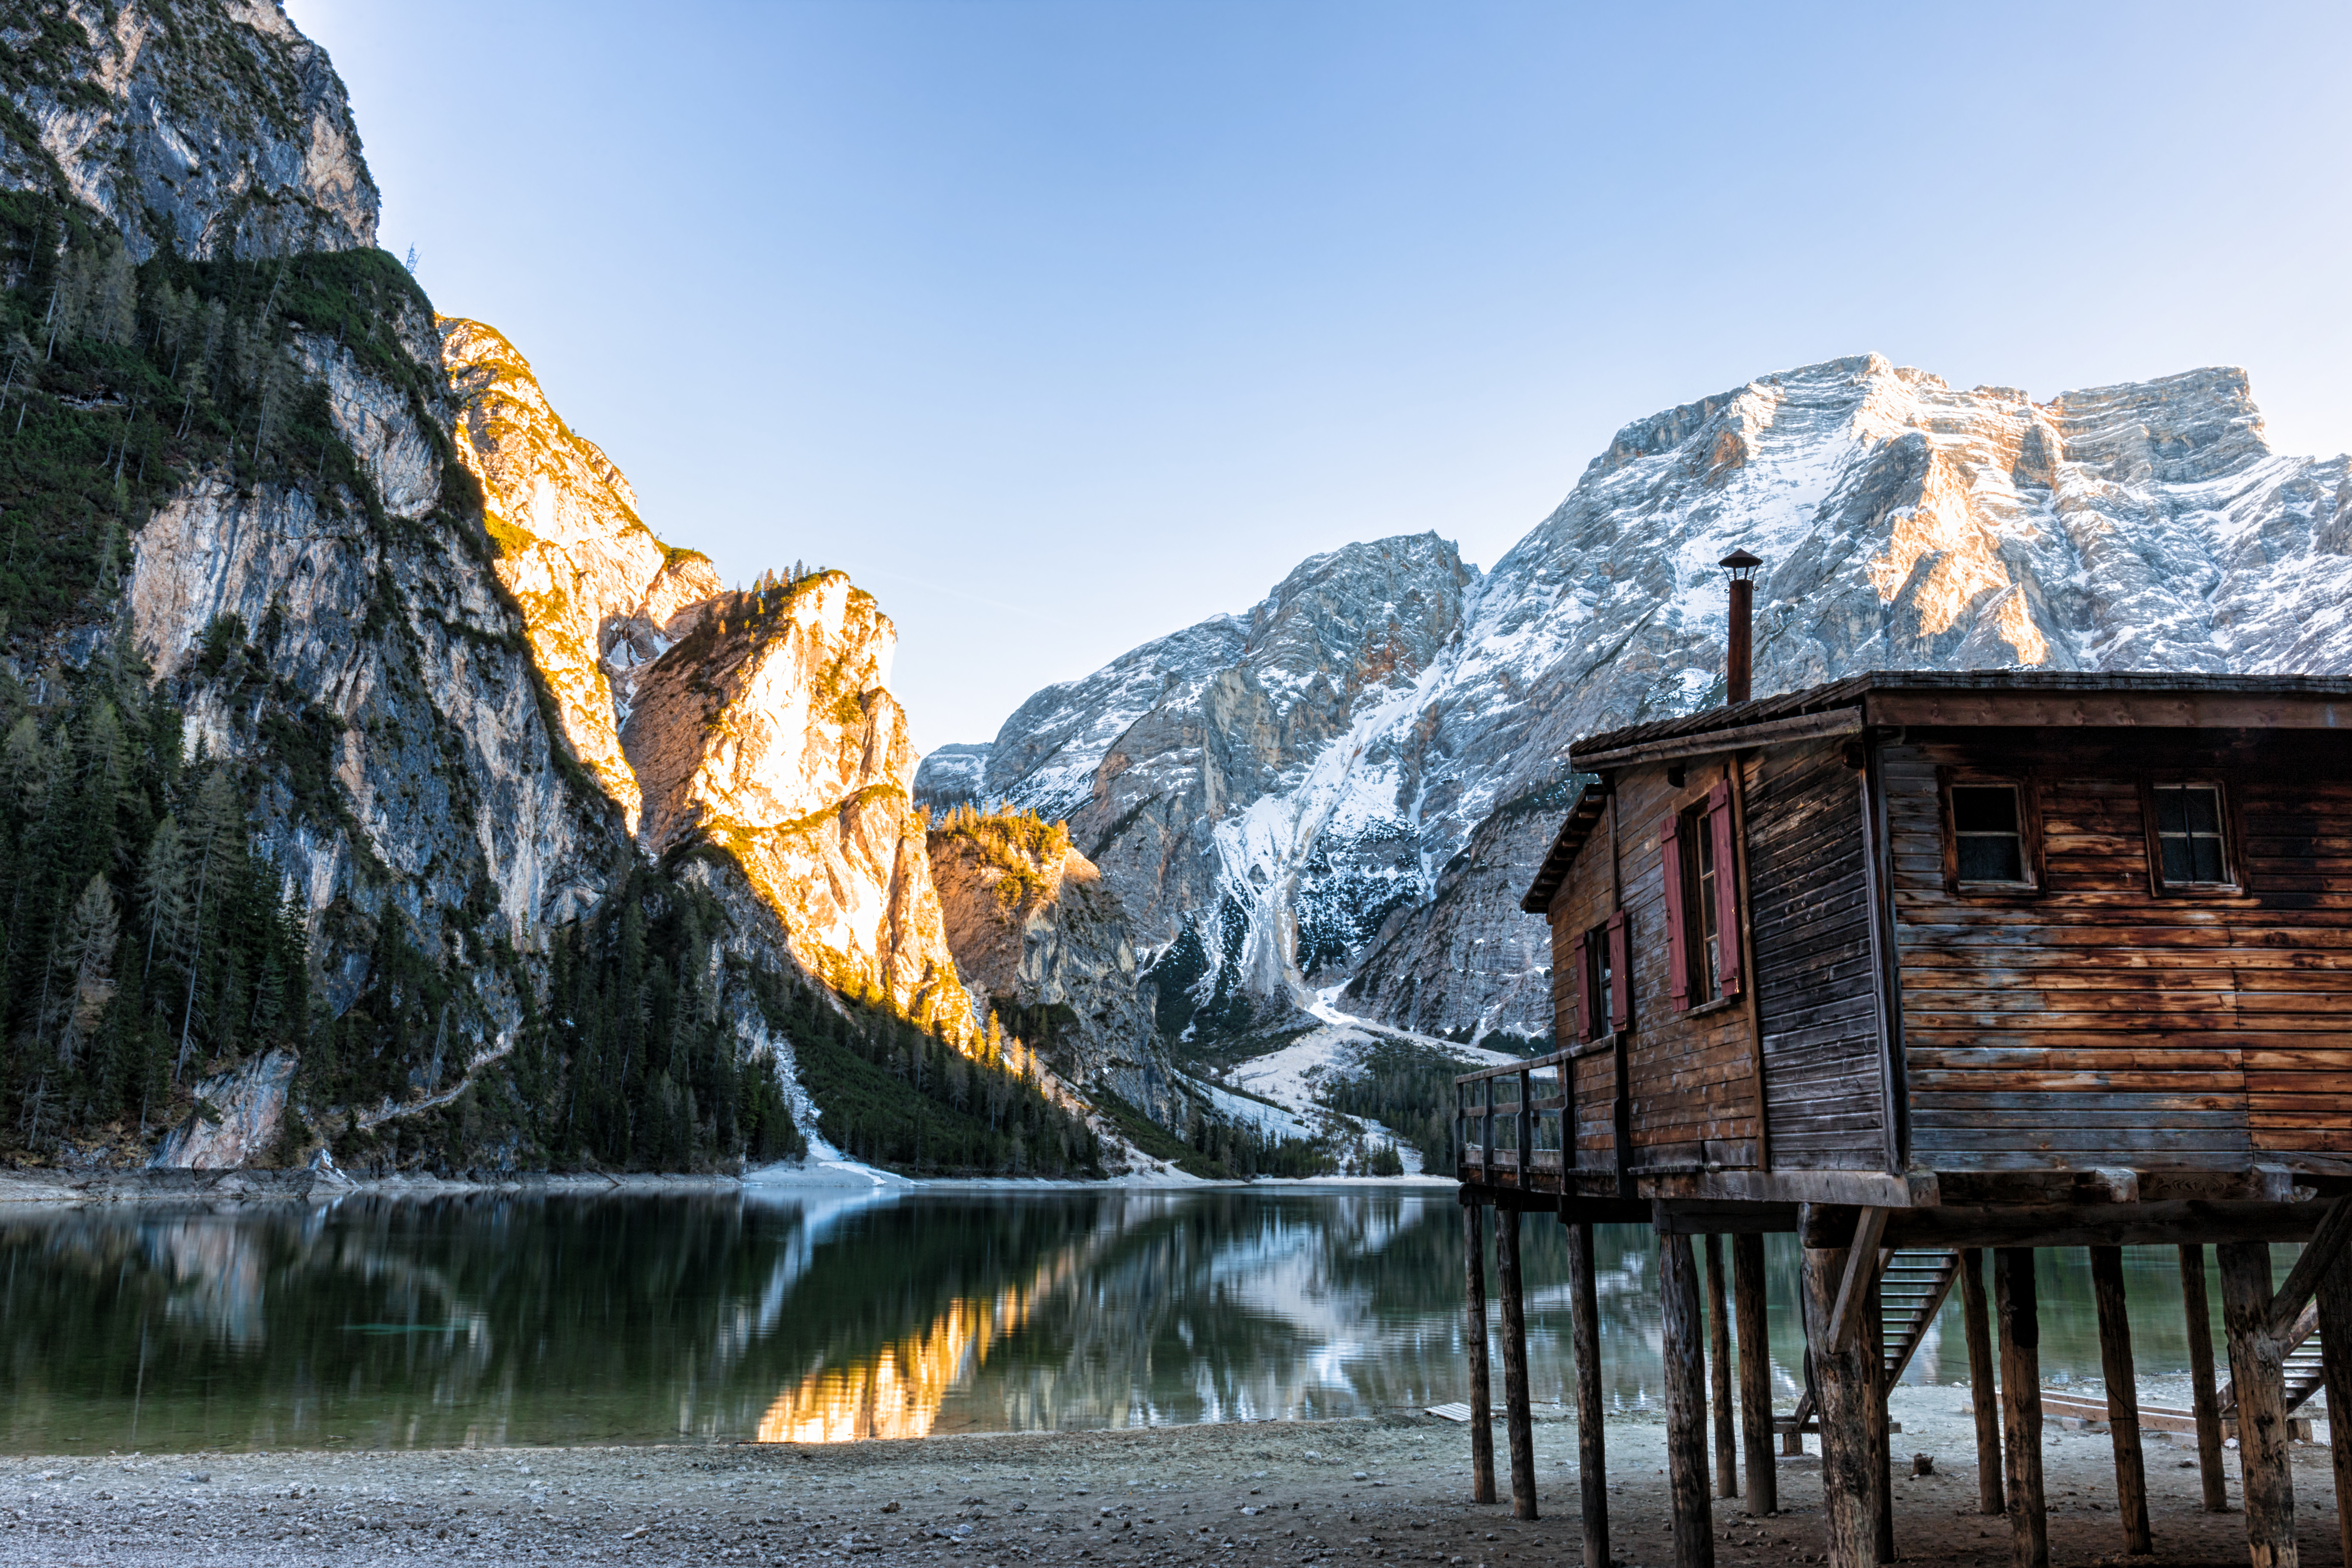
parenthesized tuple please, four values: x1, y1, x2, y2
(2220, 1301, 2329, 1419)
(1779, 1247, 1963, 1441)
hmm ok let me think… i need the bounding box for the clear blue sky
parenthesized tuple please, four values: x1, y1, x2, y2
(287, 0, 2352, 752)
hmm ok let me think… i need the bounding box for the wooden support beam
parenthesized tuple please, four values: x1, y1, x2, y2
(1496, 1208, 1539, 1521)
(1957, 1249, 2003, 1517)
(1864, 1267, 1894, 1565)
(1993, 1249, 2049, 1568)
(1464, 1197, 1495, 1505)
(1825, 1207, 1888, 1355)
(1732, 1233, 1776, 1515)
(2263, 1194, 2352, 1343)
(1660, 1233, 1715, 1568)
(2315, 1244, 2352, 1568)
(1564, 1217, 1611, 1568)
(2179, 1244, 2229, 1514)
(1802, 1215, 1881, 1568)
(1882, 1200, 2326, 1253)
(2217, 1241, 2298, 1568)
(2087, 1247, 2152, 1555)
(1705, 1234, 1737, 1500)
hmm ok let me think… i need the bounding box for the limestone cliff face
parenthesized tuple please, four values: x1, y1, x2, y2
(622, 575, 979, 1042)
(0, 0, 378, 261)
(440, 318, 722, 832)
(927, 815, 1171, 1121)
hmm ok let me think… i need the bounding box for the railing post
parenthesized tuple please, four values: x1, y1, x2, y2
(1516, 1070, 1532, 1177)
(1483, 1076, 1496, 1173)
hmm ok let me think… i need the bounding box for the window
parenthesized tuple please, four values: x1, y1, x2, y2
(1570, 913, 1630, 1039)
(2151, 783, 2233, 889)
(1658, 784, 1742, 1011)
(1950, 783, 2031, 887)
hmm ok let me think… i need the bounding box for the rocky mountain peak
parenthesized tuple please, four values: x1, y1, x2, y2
(0, 0, 378, 261)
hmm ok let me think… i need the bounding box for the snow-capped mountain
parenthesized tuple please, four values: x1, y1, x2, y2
(931, 354, 2352, 1043)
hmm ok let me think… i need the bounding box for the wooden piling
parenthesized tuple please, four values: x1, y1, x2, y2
(1801, 1211, 1880, 1568)
(1705, 1233, 1738, 1499)
(1957, 1248, 2003, 1517)
(1863, 1264, 1894, 1565)
(2086, 1246, 2151, 1555)
(1732, 1232, 1776, 1514)
(2217, 1241, 2297, 1568)
(1992, 1248, 2049, 1568)
(2179, 1244, 2228, 1513)
(2315, 1244, 2352, 1568)
(1565, 1216, 1611, 1568)
(1496, 1207, 1539, 1521)
(1464, 1197, 1494, 1505)
(1660, 1232, 1716, 1568)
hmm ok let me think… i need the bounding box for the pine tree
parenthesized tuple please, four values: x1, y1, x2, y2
(44, 872, 119, 1069)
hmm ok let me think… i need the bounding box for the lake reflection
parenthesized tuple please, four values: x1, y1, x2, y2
(0, 1188, 2246, 1453)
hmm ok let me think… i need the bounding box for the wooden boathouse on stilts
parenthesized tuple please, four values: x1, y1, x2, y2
(1455, 550, 2352, 1568)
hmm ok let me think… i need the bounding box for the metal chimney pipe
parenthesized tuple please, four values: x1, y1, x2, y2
(1720, 549, 1761, 705)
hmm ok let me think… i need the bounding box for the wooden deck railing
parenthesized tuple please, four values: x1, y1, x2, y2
(1454, 1050, 1573, 1182)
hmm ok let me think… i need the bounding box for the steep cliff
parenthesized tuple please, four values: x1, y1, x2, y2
(926, 808, 1172, 1123)
(980, 355, 2352, 1042)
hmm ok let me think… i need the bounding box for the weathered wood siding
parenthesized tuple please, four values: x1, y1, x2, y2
(1743, 739, 1887, 1170)
(1885, 731, 2352, 1174)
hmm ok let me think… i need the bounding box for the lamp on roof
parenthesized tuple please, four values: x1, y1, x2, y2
(1721, 548, 1762, 705)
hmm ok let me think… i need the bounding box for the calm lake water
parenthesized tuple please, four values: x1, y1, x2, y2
(0, 1186, 2264, 1454)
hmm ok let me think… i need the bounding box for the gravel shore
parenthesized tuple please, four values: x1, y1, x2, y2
(0, 1386, 2339, 1568)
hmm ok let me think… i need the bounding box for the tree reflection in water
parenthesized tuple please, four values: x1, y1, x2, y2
(0, 1190, 2221, 1453)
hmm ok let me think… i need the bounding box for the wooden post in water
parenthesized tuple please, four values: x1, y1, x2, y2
(1496, 1207, 1539, 1521)
(2315, 1245, 2352, 1568)
(2217, 1241, 2297, 1568)
(2087, 1246, 2151, 1555)
(1705, 1234, 1738, 1499)
(1957, 1249, 2003, 1517)
(1801, 1207, 1880, 1568)
(1660, 1232, 1715, 1568)
(1732, 1232, 1776, 1514)
(2179, 1244, 2229, 1513)
(1992, 1248, 2049, 1568)
(1564, 1215, 1611, 1568)
(1863, 1265, 1894, 1565)
(1464, 1195, 1495, 1505)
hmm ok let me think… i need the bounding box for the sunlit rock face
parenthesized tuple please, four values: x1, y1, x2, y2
(624, 574, 979, 1040)
(986, 355, 2352, 1042)
(0, 0, 378, 262)
(927, 816, 1172, 1121)
(441, 318, 722, 833)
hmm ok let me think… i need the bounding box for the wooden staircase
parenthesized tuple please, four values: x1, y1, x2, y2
(2220, 1300, 2329, 1420)
(1778, 1247, 1963, 1442)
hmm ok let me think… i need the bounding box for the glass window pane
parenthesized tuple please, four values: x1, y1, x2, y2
(2154, 787, 2187, 834)
(2161, 837, 2194, 883)
(2191, 836, 2226, 883)
(1952, 786, 2019, 834)
(2185, 787, 2222, 835)
(1958, 836, 2024, 882)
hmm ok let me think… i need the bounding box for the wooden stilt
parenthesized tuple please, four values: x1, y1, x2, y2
(1802, 1211, 1880, 1568)
(2315, 1244, 2352, 1568)
(1732, 1232, 1776, 1515)
(1993, 1248, 2049, 1568)
(1958, 1248, 2004, 1517)
(2087, 1246, 2151, 1555)
(2217, 1241, 2298, 1568)
(1496, 1207, 1539, 1521)
(1660, 1232, 1716, 1568)
(1706, 1234, 1738, 1499)
(1863, 1263, 1894, 1565)
(1565, 1217, 1611, 1568)
(1464, 1197, 1494, 1505)
(2180, 1244, 2229, 1514)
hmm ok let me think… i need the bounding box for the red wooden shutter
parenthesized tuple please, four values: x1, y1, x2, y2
(1659, 814, 1688, 1010)
(1708, 781, 1742, 997)
(1571, 931, 1593, 1039)
(1606, 911, 1631, 1030)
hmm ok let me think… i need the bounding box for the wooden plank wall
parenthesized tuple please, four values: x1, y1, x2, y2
(1742, 740, 1887, 1170)
(1884, 732, 2352, 1173)
(1550, 762, 1762, 1176)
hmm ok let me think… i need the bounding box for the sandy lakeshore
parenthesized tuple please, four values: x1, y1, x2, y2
(0, 1385, 2338, 1568)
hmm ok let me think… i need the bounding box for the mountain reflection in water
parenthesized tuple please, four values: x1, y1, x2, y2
(0, 1188, 2225, 1453)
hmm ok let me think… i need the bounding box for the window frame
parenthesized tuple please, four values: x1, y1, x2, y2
(1659, 782, 1744, 1012)
(1938, 772, 2044, 897)
(2140, 778, 2243, 897)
